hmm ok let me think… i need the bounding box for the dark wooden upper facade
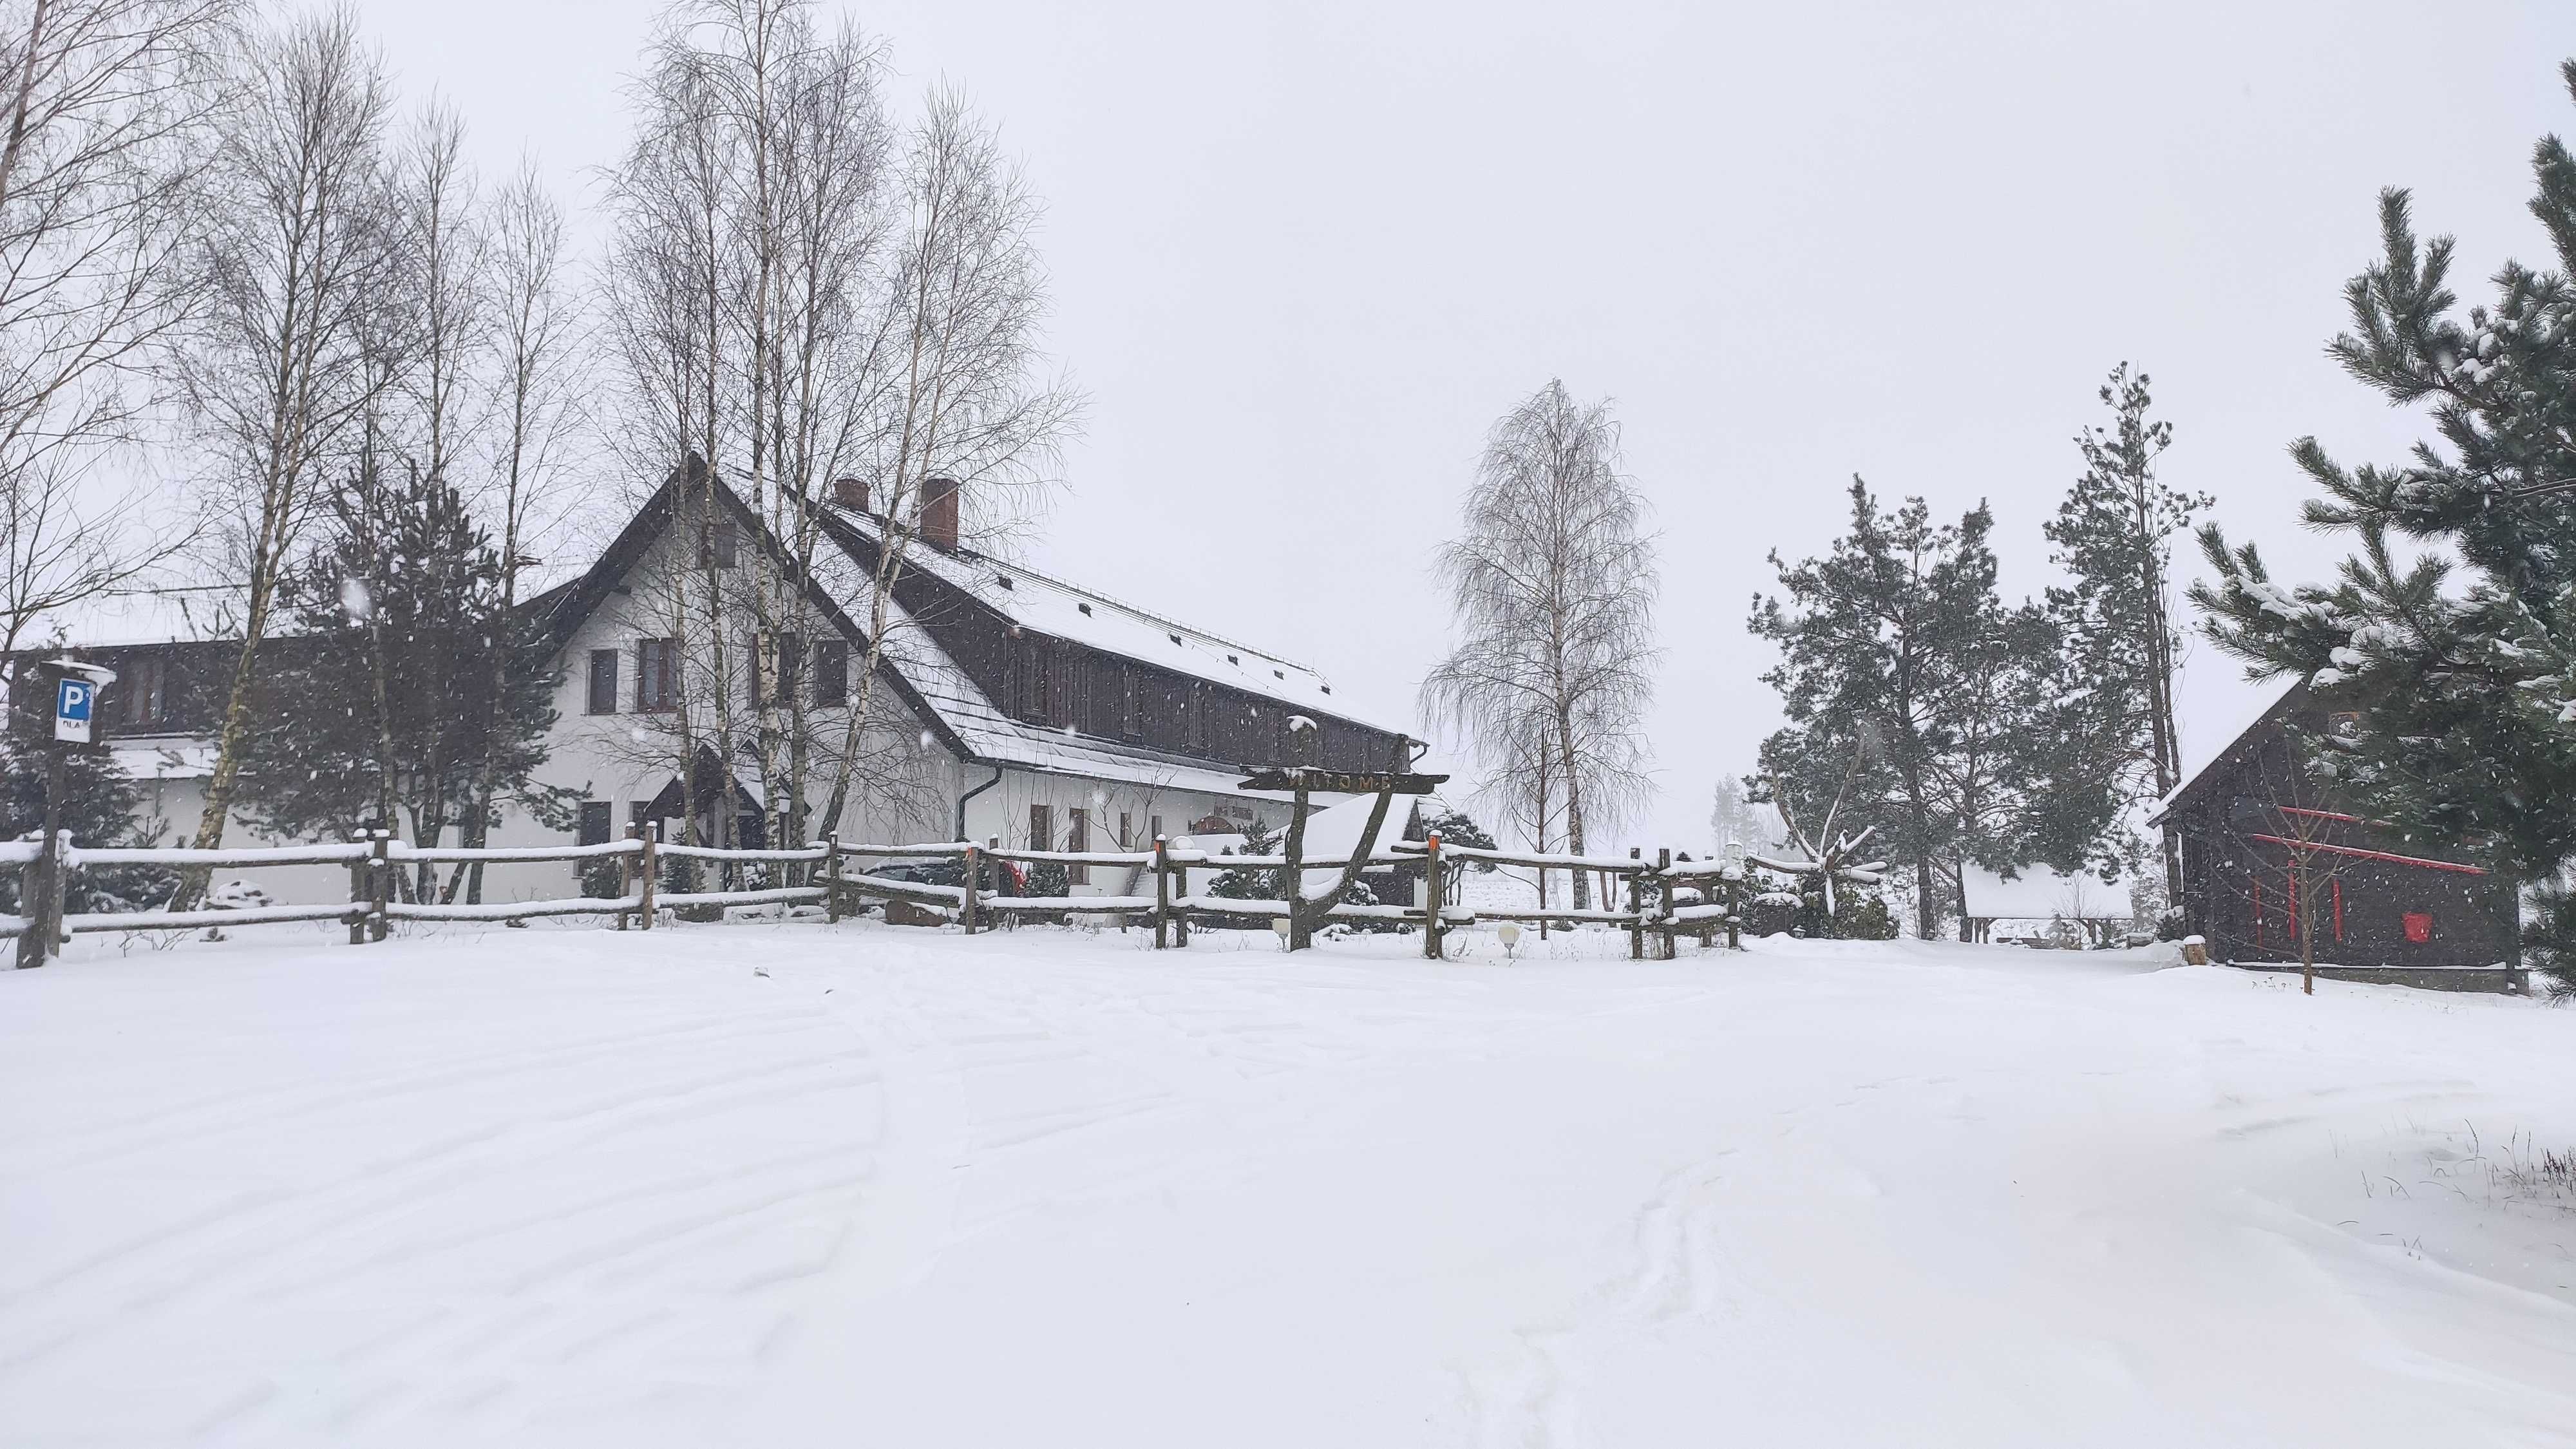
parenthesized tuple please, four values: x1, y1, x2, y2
(814, 507, 1410, 775)
(6, 638, 238, 740)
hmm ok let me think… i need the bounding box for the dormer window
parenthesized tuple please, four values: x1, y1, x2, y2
(1168, 633, 1182, 646)
(1077, 602, 1092, 616)
(995, 574, 1013, 590)
(1226, 654, 1238, 666)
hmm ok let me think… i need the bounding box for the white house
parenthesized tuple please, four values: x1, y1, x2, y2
(14, 467, 1419, 906)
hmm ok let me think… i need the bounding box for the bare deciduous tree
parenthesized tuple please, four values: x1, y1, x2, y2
(0, 0, 237, 661)
(454, 160, 583, 900)
(600, 26, 726, 849)
(1421, 379, 1660, 910)
(814, 84, 1079, 838)
(601, 4, 1074, 854)
(169, 5, 394, 898)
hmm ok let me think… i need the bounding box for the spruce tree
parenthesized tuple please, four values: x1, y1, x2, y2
(2041, 365, 2209, 898)
(2189, 61, 2576, 991)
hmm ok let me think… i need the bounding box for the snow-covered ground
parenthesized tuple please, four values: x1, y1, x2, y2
(3, 923, 2571, 1447)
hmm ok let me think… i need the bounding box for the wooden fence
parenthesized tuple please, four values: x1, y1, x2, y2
(5, 825, 1766, 966)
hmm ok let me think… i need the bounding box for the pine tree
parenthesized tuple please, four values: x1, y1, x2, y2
(2188, 61, 2576, 992)
(1751, 478, 2047, 938)
(2041, 365, 2210, 897)
(238, 458, 568, 892)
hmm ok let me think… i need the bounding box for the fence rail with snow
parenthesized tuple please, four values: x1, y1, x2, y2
(5, 824, 1831, 964)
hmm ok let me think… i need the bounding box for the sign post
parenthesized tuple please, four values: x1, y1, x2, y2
(17, 658, 114, 969)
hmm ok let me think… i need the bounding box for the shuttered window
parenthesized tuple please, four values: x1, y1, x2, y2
(587, 649, 618, 715)
(813, 638, 849, 705)
(638, 639, 680, 711)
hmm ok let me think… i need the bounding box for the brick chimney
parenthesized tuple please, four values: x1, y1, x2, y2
(922, 476, 960, 551)
(831, 477, 867, 511)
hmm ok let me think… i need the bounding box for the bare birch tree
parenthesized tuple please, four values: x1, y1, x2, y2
(601, 20, 729, 852)
(604, 6, 1074, 851)
(1421, 379, 1660, 909)
(674, 0, 898, 854)
(0, 0, 237, 663)
(815, 84, 1078, 837)
(454, 160, 582, 900)
(169, 5, 394, 898)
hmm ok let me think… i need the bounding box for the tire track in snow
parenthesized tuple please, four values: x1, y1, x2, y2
(1465, 1155, 1741, 1449)
(0, 1048, 873, 1317)
(23, 1007, 834, 1175)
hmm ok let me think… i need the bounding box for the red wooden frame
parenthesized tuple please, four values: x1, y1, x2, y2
(2246, 835, 2486, 875)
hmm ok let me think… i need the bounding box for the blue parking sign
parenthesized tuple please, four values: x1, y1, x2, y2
(55, 677, 93, 744)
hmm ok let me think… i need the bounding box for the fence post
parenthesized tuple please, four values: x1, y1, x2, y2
(961, 841, 981, 935)
(639, 820, 659, 930)
(368, 830, 391, 942)
(16, 824, 58, 970)
(1627, 848, 1644, 960)
(616, 823, 637, 931)
(1656, 848, 1673, 960)
(1423, 831, 1445, 961)
(824, 831, 843, 924)
(347, 832, 367, 945)
(40, 746, 66, 961)
(1281, 786, 1309, 952)
(1153, 836, 1170, 949)
(1726, 871, 1742, 952)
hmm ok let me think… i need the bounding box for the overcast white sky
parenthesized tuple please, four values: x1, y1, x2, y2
(355, 0, 2576, 850)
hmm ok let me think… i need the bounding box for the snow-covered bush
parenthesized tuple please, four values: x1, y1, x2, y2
(205, 880, 275, 911)
(1204, 818, 1281, 904)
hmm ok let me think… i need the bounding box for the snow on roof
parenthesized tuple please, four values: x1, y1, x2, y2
(17, 586, 249, 649)
(866, 582, 1334, 804)
(2153, 678, 2299, 818)
(826, 506, 1401, 734)
(110, 741, 217, 781)
(1958, 863, 2128, 922)
(1293, 793, 1419, 898)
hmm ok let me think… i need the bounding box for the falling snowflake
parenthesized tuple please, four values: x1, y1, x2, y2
(339, 576, 372, 621)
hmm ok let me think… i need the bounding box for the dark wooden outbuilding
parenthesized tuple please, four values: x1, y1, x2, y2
(2152, 685, 2522, 985)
